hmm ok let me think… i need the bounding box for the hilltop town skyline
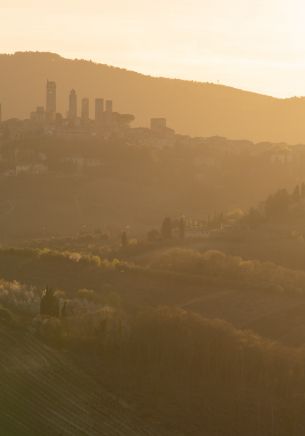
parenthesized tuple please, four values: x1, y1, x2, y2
(0, 78, 171, 141)
(2, 52, 305, 144)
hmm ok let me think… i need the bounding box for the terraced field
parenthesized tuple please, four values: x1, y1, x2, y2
(0, 324, 179, 436)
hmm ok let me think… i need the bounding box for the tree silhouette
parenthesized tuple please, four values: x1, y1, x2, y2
(40, 287, 59, 317)
(293, 185, 300, 201)
(161, 217, 172, 240)
(265, 189, 290, 218)
(179, 218, 186, 240)
(121, 231, 128, 248)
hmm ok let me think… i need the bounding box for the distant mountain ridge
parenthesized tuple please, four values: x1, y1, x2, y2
(1, 51, 305, 143)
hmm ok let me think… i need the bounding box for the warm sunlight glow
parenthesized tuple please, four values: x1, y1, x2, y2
(2, 0, 305, 97)
(4, 2, 305, 436)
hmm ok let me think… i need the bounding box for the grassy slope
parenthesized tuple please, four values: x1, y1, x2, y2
(0, 323, 180, 436)
(1, 246, 305, 345)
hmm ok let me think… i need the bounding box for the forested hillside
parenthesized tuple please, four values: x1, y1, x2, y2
(0, 136, 304, 242)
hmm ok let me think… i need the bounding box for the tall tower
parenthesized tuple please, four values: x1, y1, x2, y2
(68, 89, 78, 121)
(95, 98, 104, 122)
(105, 100, 113, 113)
(46, 81, 56, 122)
(81, 98, 89, 121)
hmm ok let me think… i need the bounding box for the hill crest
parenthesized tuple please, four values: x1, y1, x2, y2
(1, 51, 305, 143)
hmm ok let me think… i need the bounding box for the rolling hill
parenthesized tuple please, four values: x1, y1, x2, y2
(0, 322, 178, 436)
(2, 246, 305, 347)
(1, 51, 305, 143)
(1, 253, 305, 435)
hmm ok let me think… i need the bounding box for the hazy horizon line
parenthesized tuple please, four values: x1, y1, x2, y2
(2, 49, 304, 102)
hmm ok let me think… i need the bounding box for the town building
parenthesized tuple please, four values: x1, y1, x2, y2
(46, 81, 56, 122)
(68, 89, 78, 121)
(81, 98, 89, 122)
(105, 100, 113, 113)
(151, 118, 167, 131)
(95, 98, 104, 122)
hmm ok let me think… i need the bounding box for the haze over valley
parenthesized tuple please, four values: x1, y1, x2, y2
(3, 3, 305, 433)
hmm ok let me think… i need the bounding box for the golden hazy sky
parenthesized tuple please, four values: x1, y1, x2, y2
(2, 0, 305, 97)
